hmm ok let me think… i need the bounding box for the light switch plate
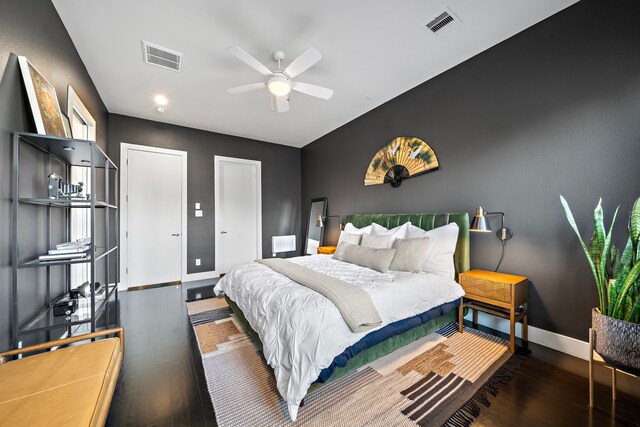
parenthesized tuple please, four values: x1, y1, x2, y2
(195, 258, 201, 266)
(195, 210, 203, 217)
(195, 202, 200, 209)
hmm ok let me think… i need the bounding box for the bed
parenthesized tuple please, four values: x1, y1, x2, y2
(214, 213, 470, 421)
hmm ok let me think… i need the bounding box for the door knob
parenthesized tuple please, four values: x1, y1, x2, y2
(221, 231, 228, 234)
(171, 233, 180, 236)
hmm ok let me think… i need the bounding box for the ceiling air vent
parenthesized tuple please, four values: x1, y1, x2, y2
(142, 40, 183, 72)
(425, 7, 461, 37)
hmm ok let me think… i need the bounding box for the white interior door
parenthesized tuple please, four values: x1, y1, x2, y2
(215, 157, 261, 274)
(127, 149, 182, 286)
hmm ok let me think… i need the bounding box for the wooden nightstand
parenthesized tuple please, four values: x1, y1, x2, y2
(457, 269, 528, 353)
(317, 246, 337, 255)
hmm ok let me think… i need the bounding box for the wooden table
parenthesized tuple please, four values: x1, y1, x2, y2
(457, 269, 528, 353)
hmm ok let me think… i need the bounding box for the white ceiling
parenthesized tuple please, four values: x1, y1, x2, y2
(53, 0, 578, 148)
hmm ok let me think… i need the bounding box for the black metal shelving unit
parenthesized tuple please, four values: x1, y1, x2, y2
(10, 132, 119, 349)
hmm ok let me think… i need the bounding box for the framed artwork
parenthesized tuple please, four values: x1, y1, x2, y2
(17, 56, 66, 137)
(67, 85, 96, 141)
(61, 114, 72, 138)
(364, 136, 439, 187)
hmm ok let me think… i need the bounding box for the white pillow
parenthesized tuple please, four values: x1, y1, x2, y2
(370, 222, 410, 248)
(343, 222, 375, 234)
(337, 231, 362, 245)
(406, 223, 459, 279)
(361, 233, 392, 249)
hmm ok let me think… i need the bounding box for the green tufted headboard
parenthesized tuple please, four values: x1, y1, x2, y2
(344, 213, 470, 276)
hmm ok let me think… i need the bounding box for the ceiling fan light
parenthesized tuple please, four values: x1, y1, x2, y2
(268, 76, 292, 97)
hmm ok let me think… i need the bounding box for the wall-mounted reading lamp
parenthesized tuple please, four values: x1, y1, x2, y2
(470, 206, 513, 272)
(317, 215, 344, 230)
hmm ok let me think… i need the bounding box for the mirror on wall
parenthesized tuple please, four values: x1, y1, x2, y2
(304, 197, 327, 255)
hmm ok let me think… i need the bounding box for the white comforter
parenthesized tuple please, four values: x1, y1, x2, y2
(213, 255, 464, 421)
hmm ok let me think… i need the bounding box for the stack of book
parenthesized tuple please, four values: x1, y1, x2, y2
(39, 238, 91, 261)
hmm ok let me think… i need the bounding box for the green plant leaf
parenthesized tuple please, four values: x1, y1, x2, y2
(600, 205, 619, 311)
(560, 195, 603, 311)
(610, 244, 619, 277)
(612, 261, 640, 319)
(607, 280, 618, 316)
(628, 298, 640, 323)
(611, 239, 633, 315)
(631, 197, 640, 252)
(593, 199, 606, 254)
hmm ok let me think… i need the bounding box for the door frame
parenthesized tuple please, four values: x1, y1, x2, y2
(120, 143, 188, 290)
(214, 156, 262, 274)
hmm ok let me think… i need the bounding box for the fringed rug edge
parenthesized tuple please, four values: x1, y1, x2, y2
(442, 352, 527, 427)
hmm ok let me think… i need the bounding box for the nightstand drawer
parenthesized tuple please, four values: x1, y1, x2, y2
(458, 269, 528, 353)
(459, 275, 511, 303)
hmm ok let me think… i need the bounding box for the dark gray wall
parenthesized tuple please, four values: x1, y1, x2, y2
(0, 0, 109, 351)
(107, 114, 302, 274)
(301, 0, 640, 341)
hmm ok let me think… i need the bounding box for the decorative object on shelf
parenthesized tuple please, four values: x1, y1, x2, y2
(560, 195, 640, 396)
(39, 252, 87, 261)
(364, 136, 439, 187)
(305, 197, 327, 255)
(17, 56, 66, 137)
(47, 173, 85, 199)
(53, 293, 79, 317)
(272, 235, 296, 257)
(77, 281, 104, 298)
(470, 206, 513, 272)
(39, 237, 92, 261)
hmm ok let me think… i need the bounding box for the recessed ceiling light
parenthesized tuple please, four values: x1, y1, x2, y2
(154, 95, 168, 106)
(63, 146, 75, 151)
(156, 107, 166, 113)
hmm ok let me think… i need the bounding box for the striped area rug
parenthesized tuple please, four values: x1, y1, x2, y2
(187, 298, 522, 426)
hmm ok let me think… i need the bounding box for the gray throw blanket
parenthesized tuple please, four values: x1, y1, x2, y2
(257, 258, 382, 333)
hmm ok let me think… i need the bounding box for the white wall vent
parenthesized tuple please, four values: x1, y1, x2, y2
(425, 7, 461, 37)
(142, 41, 183, 72)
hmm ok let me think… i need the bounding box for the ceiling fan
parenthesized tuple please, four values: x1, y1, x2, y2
(226, 46, 333, 112)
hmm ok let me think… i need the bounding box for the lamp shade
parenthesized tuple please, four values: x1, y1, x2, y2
(470, 206, 492, 232)
(316, 214, 325, 228)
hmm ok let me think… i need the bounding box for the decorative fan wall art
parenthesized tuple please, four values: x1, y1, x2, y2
(364, 136, 439, 187)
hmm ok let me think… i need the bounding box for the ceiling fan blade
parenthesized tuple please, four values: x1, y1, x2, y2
(275, 95, 289, 113)
(292, 81, 334, 100)
(226, 82, 266, 94)
(227, 46, 272, 76)
(283, 47, 322, 78)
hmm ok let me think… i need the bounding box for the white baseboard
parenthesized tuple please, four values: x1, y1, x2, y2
(465, 311, 590, 361)
(183, 271, 219, 282)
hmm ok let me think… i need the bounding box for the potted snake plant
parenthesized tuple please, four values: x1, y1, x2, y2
(560, 195, 640, 375)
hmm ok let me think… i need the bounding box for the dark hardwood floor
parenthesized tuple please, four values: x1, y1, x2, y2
(106, 281, 215, 427)
(107, 282, 639, 426)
